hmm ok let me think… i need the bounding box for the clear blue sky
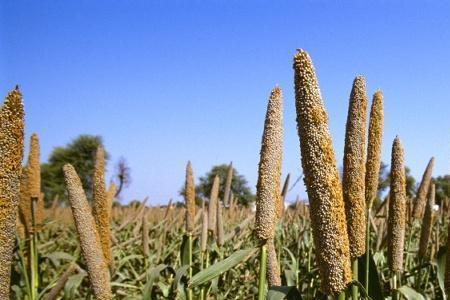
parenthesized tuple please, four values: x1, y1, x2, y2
(1, 1, 450, 205)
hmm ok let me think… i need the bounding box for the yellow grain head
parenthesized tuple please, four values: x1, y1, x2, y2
(365, 91, 384, 208)
(387, 137, 406, 273)
(223, 162, 233, 206)
(342, 75, 367, 259)
(63, 164, 111, 299)
(266, 239, 281, 287)
(106, 183, 116, 219)
(0, 87, 25, 299)
(208, 175, 220, 233)
(27, 133, 40, 199)
(18, 166, 32, 235)
(217, 200, 224, 247)
(293, 49, 351, 295)
(201, 210, 208, 252)
(413, 157, 435, 219)
(184, 161, 196, 233)
(254, 86, 283, 241)
(92, 145, 112, 266)
(418, 183, 435, 257)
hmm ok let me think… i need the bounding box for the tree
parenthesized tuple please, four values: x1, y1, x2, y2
(41, 135, 108, 205)
(180, 164, 255, 207)
(113, 157, 131, 199)
(433, 175, 450, 206)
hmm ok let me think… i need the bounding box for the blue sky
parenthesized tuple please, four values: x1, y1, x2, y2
(1, 1, 449, 205)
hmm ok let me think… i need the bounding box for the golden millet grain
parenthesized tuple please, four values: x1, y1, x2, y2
(217, 201, 224, 247)
(387, 137, 406, 273)
(201, 210, 208, 252)
(208, 175, 220, 233)
(365, 91, 384, 208)
(28, 133, 41, 199)
(293, 49, 351, 295)
(18, 166, 32, 235)
(92, 146, 112, 266)
(0, 88, 24, 299)
(255, 87, 283, 241)
(223, 162, 233, 206)
(342, 75, 367, 259)
(266, 239, 281, 287)
(185, 161, 196, 233)
(63, 164, 111, 300)
(418, 183, 435, 257)
(413, 157, 434, 219)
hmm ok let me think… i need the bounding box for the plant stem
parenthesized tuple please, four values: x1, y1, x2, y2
(365, 207, 371, 294)
(187, 233, 193, 300)
(31, 197, 39, 300)
(337, 291, 346, 300)
(392, 273, 399, 300)
(352, 259, 358, 300)
(258, 244, 268, 300)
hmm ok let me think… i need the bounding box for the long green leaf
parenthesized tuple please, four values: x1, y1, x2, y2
(189, 247, 257, 288)
(397, 286, 425, 300)
(357, 251, 384, 300)
(266, 286, 302, 300)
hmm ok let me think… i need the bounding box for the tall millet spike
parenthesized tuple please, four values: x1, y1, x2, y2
(266, 240, 281, 287)
(92, 145, 112, 266)
(223, 162, 233, 206)
(413, 157, 435, 219)
(387, 137, 406, 273)
(63, 164, 111, 300)
(208, 175, 220, 234)
(254, 86, 283, 241)
(342, 75, 367, 259)
(293, 49, 351, 295)
(18, 166, 32, 235)
(217, 201, 224, 247)
(28, 133, 41, 199)
(365, 91, 384, 208)
(0, 88, 25, 299)
(201, 210, 208, 252)
(185, 161, 196, 233)
(418, 183, 435, 257)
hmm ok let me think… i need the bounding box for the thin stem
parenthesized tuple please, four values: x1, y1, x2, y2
(258, 244, 268, 300)
(200, 250, 204, 300)
(352, 259, 358, 300)
(31, 197, 39, 300)
(365, 207, 371, 294)
(337, 291, 346, 300)
(392, 273, 399, 300)
(187, 233, 193, 300)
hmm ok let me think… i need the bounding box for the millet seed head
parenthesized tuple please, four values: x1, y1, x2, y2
(0, 88, 25, 299)
(92, 146, 112, 266)
(387, 137, 406, 273)
(216, 200, 224, 247)
(18, 166, 32, 235)
(201, 210, 208, 252)
(208, 175, 220, 233)
(365, 90, 384, 208)
(342, 75, 367, 259)
(293, 49, 351, 295)
(413, 157, 435, 219)
(185, 161, 196, 233)
(63, 164, 111, 300)
(223, 162, 233, 206)
(266, 239, 281, 287)
(418, 183, 435, 257)
(27, 133, 41, 199)
(255, 86, 283, 241)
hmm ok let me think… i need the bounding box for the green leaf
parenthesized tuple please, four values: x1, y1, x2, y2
(266, 286, 302, 300)
(435, 246, 446, 299)
(398, 285, 425, 300)
(180, 235, 190, 266)
(63, 273, 86, 300)
(357, 251, 384, 300)
(189, 247, 257, 288)
(171, 265, 189, 300)
(46, 252, 75, 267)
(142, 264, 168, 300)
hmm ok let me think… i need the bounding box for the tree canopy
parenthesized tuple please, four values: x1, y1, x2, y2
(41, 135, 108, 205)
(180, 163, 255, 207)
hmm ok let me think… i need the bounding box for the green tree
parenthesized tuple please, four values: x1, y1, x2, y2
(433, 175, 450, 206)
(180, 164, 255, 207)
(41, 135, 108, 205)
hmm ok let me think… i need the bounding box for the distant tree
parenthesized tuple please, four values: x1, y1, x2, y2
(113, 157, 131, 199)
(180, 164, 255, 207)
(41, 135, 108, 205)
(434, 175, 450, 206)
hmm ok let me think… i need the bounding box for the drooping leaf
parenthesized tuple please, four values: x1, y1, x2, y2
(189, 247, 257, 288)
(267, 286, 302, 300)
(398, 285, 425, 300)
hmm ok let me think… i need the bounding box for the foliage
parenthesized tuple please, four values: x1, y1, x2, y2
(41, 135, 108, 205)
(180, 164, 255, 207)
(434, 175, 450, 206)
